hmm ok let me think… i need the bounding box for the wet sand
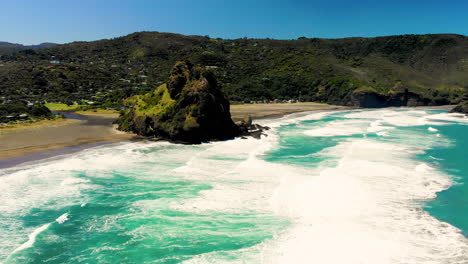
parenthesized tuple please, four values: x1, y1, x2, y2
(0, 113, 136, 162)
(0, 103, 455, 168)
(230, 102, 350, 120)
(0, 103, 348, 164)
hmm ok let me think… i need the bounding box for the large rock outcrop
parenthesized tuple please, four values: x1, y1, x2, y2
(450, 101, 468, 115)
(117, 61, 242, 143)
(350, 88, 442, 108)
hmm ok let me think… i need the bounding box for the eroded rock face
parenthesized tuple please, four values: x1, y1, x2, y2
(450, 101, 468, 115)
(350, 89, 437, 108)
(235, 116, 270, 139)
(117, 61, 240, 143)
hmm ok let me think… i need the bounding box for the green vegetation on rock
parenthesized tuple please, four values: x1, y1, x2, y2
(451, 99, 468, 114)
(117, 61, 239, 143)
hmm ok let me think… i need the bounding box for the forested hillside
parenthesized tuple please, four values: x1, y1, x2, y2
(0, 32, 466, 109)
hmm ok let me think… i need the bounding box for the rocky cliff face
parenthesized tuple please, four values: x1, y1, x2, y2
(450, 101, 468, 115)
(117, 61, 241, 143)
(350, 88, 448, 108)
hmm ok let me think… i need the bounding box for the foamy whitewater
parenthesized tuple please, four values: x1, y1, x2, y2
(1, 108, 468, 263)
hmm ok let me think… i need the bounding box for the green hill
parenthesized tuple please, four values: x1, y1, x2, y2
(0, 32, 466, 108)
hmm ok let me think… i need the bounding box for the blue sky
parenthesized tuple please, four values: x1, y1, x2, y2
(1, 0, 467, 45)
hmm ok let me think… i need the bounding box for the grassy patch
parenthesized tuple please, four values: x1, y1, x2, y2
(131, 84, 176, 116)
(0, 117, 78, 133)
(353, 86, 378, 93)
(45, 103, 85, 111)
(75, 109, 119, 115)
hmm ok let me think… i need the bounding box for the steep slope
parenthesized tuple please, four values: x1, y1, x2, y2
(117, 61, 240, 143)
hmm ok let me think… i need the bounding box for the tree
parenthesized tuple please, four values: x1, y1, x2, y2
(30, 104, 52, 117)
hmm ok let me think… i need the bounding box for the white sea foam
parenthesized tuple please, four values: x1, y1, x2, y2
(428, 126, 438, 132)
(344, 109, 450, 127)
(376, 131, 389, 136)
(2, 108, 467, 263)
(60, 177, 91, 185)
(256, 111, 332, 128)
(303, 120, 369, 137)
(302, 109, 453, 138)
(0, 140, 174, 259)
(425, 113, 468, 123)
(343, 109, 391, 119)
(170, 133, 288, 213)
(430, 155, 443, 161)
(56, 213, 69, 224)
(10, 223, 51, 255)
(367, 120, 394, 133)
(182, 109, 468, 263)
(256, 138, 468, 264)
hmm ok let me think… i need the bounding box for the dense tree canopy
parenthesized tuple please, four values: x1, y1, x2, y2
(0, 32, 466, 112)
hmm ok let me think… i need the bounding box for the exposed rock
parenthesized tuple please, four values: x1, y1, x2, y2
(118, 61, 238, 143)
(117, 61, 267, 143)
(450, 101, 468, 115)
(350, 89, 388, 108)
(235, 115, 270, 139)
(350, 88, 437, 108)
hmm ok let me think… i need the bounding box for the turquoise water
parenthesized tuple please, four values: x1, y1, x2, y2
(0, 143, 288, 263)
(1, 108, 468, 263)
(423, 125, 468, 236)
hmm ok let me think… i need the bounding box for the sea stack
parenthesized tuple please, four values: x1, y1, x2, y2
(117, 61, 242, 143)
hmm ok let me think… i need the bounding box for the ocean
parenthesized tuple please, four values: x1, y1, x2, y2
(1, 108, 467, 264)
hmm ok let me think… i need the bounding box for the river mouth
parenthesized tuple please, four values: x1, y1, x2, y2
(53, 111, 117, 126)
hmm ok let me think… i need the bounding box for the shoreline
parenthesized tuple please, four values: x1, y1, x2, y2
(0, 111, 137, 164)
(230, 102, 350, 121)
(0, 141, 119, 169)
(0, 104, 454, 169)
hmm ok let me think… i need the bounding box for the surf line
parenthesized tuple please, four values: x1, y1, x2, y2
(5, 213, 70, 261)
